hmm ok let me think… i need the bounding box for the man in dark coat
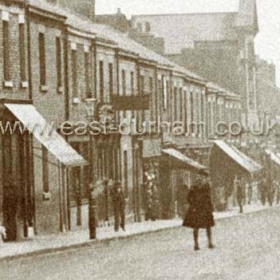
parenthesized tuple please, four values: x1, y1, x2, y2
(183, 178, 215, 251)
(3, 180, 18, 242)
(111, 182, 126, 232)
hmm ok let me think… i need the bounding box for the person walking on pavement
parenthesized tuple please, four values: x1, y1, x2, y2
(260, 177, 268, 206)
(183, 178, 215, 251)
(275, 180, 280, 204)
(111, 182, 126, 232)
(236, 176, 244, 214)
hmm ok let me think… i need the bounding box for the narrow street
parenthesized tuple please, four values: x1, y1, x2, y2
(1, 207, 280, 280)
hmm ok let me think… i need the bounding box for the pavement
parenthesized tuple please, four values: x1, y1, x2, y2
(2, 204, 280, 280)
(0, 203, 277, 262)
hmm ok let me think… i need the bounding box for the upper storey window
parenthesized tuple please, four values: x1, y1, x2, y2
(145, 22, 151, 32)
(39, 33, 47, 88)
(3, 11, 11, 83)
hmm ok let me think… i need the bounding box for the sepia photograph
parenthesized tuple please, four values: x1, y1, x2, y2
(0, 0, 280, 279)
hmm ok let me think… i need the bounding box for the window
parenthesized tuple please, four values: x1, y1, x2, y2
(140, 75, 145, 94)
(123, 151, 128, 198)
(122, 70, 126, 96)
(99, 61, 104, 103)
(109, 63, 113, 101)
(179, 88, 183, 121)
(190, 91, 194, 133)
(137, 22, 142, 32)
(130, 71, 134, 95)
(71, 49, 77, 97)
(163, 79, 168, 111)
(174, 87, 178, 121)
(42, 146, 49, 193)
(145, 22, 151, 32)
(56, 37, 62, 92)
(84, 51, 91, 98)
(3, 20, 11, 82)
(39, 33, 46, 86)
(19, 23, 26, 82)
(81, 143, 90, 199)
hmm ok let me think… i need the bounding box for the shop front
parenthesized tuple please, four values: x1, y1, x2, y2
(0, 102, 87, 240)
(210, 140, 262, 211)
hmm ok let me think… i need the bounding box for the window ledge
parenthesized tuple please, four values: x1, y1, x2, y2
(3, 80, 13, 88)
(73, 97, 80, 104)
(43, 192, 52, 201)
(40, 85, 48, 92)
(21, 81, 29, 89)
(57, 86, 63, 94)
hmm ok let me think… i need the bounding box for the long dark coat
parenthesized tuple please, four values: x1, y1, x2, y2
(183, 183, 215, 229)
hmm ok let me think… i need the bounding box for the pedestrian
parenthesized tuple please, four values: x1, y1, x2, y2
(111, 182, 126, 232)
(183, 178, 215, 251)
(236, 177, 244, 214)
(276, 180, 280, 204)
(3, 179, 18, 242)
(259, 178, 267, 206)
(0, 225, 6, 246)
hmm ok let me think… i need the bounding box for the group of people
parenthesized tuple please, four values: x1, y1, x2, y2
(259, 178, 280, 206)
(91, 180, 126, 232)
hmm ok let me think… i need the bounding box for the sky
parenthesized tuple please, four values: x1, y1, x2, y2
(96, 0, 280, 86)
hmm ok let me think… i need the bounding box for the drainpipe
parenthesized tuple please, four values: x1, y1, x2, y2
(25, 2, 37, 235)
(26, 4, 32, 101)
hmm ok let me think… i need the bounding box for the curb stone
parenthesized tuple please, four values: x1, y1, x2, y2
(0, 206, 277, 263)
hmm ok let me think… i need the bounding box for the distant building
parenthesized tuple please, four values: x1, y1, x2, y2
(131, 0, 260, 128)
(256, 56, 280, 117)
(95, 9, 165, 55)
(57, 0, 95, 20)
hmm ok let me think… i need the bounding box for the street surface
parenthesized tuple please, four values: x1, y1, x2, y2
(1, 207, 280, 280)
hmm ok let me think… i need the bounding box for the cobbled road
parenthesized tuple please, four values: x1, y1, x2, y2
(1, 207, 280, 280)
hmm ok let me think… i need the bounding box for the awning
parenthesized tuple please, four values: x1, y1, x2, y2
(266, 150, 280, 167)
(5, 104, 88, 167)
(213, 140, 262, 174)
(162, 148, 208, 175)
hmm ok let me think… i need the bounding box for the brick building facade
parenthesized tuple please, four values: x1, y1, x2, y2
(0, 0, 245, 240)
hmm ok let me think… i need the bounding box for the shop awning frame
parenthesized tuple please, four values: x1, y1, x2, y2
(162, 148, 209, 175)
(266, 150, 280, 167)
(5, 103, 88, 167)
(213, 140, 262, 174)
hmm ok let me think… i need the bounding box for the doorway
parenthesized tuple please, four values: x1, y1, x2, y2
(2, 129, 34, 241)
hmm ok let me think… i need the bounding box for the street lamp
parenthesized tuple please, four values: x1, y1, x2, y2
(84, 98, 98, 240)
